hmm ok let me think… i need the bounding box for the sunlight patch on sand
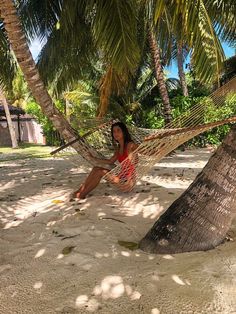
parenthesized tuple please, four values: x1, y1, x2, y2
(0, 180, 16, 191)
(34, 248, 46, 258)
(162, 254, 174, 260)
(33, 282, 43, 290)
(171, 274, 188, 286)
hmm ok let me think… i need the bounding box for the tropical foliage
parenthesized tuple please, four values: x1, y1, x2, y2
(18, 0, 235, 92)
(25, 100, 64, 145)
(0, 21, 15, 90)
(1, 0, 236, 145)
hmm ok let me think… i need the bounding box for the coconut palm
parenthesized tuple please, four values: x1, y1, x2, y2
(139, 125, 236, 253)
(137, 1, 236, 254)
(30, 0, 226, 118)
(176, 40, 189, 96)
(148, 26, 172, 124)
(0, 87, 18, 148)
(1, 0, 81, 153)
(0, 21, 18, 148)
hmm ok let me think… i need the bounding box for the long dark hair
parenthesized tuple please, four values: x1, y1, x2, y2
(111, 122, 132, 147)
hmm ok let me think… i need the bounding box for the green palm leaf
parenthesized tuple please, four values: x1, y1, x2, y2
(153, 0, 225, 83)
(90, 0, 140, 74)
(0, 21, 16, 90)
(18, 0, 63, 41)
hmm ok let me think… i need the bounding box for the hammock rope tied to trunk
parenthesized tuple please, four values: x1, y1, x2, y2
(51, 76, 236, 191)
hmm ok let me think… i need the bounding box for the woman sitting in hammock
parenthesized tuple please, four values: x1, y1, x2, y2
(71, 121, 138, 200)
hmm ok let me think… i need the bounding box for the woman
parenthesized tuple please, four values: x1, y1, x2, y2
(71, 122, 138, 200)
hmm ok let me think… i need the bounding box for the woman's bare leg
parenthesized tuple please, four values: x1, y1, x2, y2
(75, 167, 109, 199)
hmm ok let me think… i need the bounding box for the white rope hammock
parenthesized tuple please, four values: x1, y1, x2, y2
(52, 76, 236, 191)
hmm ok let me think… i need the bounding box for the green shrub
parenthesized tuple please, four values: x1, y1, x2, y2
(202, 92, 236, 145)
(25, 101, 63, 146)
(137, 92, 236, 147)
(183, 92, 236, 147)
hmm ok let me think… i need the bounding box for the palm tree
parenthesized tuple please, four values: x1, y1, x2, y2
(0, 0, 142, 160)
(32, 0, 226, 117)
(176, 40, 189, 97)
(138, 0, 236, 254)
(148, 27, 172, 124)
(0, 87, 18, 148)
(140, 125, 236, 253)
(0, 0, 103, 159)
(168, 15, 189, 97)
(0, 20, 18, 148)
(16, 0, 141, 123)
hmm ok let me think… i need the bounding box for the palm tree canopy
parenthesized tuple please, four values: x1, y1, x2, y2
(19, 0, 140, 74)
(153, 0, 226, 83)
(16, 0, 236, 92)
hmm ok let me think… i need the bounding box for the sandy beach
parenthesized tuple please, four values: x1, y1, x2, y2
(0, 147, 236, 314)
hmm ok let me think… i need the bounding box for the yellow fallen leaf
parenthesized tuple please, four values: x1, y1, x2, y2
(52, 199, 64, 204)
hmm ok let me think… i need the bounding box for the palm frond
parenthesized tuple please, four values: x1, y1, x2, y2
(90, 0, 140, 75)
(188, 0, 225, 83)
(98, 65, 128, 117)
(37, 2, 96, 96)
(153, 0, 225, 83)
(0, 22, 16, 90)
(205, 0, 236, 44)
(17, 0, 63, 42)
(166, 77, 181, 90)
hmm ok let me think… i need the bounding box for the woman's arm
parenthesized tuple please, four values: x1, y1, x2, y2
(126, 142, 139, 165)
(127, 142, 139, 154)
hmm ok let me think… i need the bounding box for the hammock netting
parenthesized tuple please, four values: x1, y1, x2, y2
(52, 76, 236, 191)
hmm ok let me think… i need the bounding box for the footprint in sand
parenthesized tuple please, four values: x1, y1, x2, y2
(0, 264, 11, 273)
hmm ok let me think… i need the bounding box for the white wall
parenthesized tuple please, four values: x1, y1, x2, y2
(0, 116, 45, 144)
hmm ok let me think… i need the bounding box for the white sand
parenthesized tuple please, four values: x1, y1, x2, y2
(0, 148, 236, 314)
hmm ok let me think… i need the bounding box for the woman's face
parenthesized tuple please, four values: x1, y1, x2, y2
(112, 126, 124, 142)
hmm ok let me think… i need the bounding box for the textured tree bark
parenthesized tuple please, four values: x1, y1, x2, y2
(139, 127, 236, 254)
(0, 0, 94, 160)
(0, 88, 18, 148)
(148, 29, 172, 125)
(177, 41, 189, 97)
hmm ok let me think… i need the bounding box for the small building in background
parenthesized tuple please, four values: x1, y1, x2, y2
(0, 105, 45, 146)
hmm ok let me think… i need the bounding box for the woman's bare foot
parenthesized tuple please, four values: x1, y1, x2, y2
(69, 190, 81, 202)
(75, 191, 86, 200)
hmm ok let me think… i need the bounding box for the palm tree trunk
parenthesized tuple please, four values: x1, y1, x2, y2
(177, 41, 189, 97)
(0, 87, 18, 148)
(97, 66, 112, 118)
(148, 29, 172, 125)
(0, 0, 92, 159)
(139, 126, 236, 254)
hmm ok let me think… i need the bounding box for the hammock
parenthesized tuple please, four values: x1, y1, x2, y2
(51, 76, 236, 191)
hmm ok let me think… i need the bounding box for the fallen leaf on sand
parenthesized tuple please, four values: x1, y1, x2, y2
(62, 246, 76, 255)
(118, 241, 138, 251)
(52, 199, 64, 204)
